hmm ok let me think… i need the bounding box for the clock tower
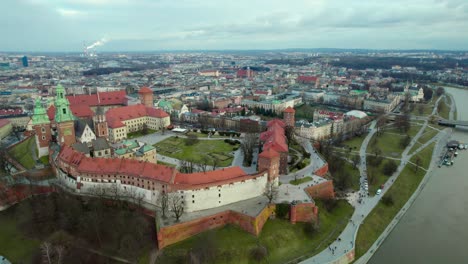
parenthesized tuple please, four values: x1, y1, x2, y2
(54, 84, 76, 146)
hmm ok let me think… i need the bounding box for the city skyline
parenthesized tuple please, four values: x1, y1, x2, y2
(1, 0, 468, 52)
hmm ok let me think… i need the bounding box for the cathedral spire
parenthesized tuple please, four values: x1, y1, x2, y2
(54, 84, 75, 123)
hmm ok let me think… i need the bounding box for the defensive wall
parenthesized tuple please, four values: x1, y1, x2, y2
(156, 204, 276, 249)
(314, 163, 329, 177)
(305, 180, 335, 200)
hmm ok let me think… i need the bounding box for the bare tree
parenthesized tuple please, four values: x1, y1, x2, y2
(352, 155, 361, 169)
(41, 242, 53, 264)
(179, 159, 196, 173)
(211, 156, 220, 171)
(169, 193, 184, 221)
(55, 245, 65, 264)
(418, 104, 425, 115)
(414, 156, 422, 172)
(197, 156, 210, 173)
(241, 133, 257, 166)
(263, 181, 279, 204)
(157, 192, 169, 218)
(284, 126, 295, 146)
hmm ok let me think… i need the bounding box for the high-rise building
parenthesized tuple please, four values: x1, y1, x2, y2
(22, 56, 28, 67)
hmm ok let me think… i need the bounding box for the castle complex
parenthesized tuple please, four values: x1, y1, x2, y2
(29, 84, 320, 248)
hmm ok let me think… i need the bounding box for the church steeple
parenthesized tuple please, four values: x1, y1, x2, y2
(32, 97, 52, 158)
(54, 84, 76, 146)
(32, 98, 50, 125)
(54, 84, 75, 123)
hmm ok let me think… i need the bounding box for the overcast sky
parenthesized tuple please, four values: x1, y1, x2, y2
(1, 0, 467, 51)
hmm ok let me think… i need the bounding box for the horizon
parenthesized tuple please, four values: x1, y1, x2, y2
(1, 0, 468, 52)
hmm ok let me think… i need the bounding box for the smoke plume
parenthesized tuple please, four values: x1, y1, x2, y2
(86, 38, 108, 50)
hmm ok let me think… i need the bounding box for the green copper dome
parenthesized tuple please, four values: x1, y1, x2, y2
(54, 84, 76, 123)
(31, 98, 50, 125)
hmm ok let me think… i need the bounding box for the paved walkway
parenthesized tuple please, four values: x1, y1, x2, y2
(302, 96, 445, 264)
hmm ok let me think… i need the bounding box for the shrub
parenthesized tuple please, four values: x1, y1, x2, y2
(381, 194, 394, 206)
(303, 220, 319, 236)
(322, 198, 338, 212)
(250, 245, 268, 262)
(276, 203, 290, 219)
(382, 160, 398, 176)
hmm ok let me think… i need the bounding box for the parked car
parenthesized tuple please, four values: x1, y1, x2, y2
(376, 189, 382, 195)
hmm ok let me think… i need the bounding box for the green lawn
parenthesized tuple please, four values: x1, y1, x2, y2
(158, 200, 354, 264)
(409, 103, 433, 116)
(39, 155, 49, 165)
(0, 213, 40, 263)
(127, 129, 157, 139)
(343, 161, 361, 191)
(368, 132, 406, 158)
(437, 99, 450, 119)
(290, 176, 313, 185)
(342, 135, 367, 151)
(410, 143, 435, 170)
(154, 137, 236, 167)
(417, 127, 439, 146)
(8, 137, 36, 169)
(383, 123, 421, 138)
(186, 131, 225, 138)
(355, 164, 427, 259)
(157, 160, 177, 167)
(366, 158, 400, 195)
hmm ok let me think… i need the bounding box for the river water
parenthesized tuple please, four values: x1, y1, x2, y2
(369, 87, 468, 264)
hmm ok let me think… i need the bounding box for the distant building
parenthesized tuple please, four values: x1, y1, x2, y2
(22, 56, 28, 67)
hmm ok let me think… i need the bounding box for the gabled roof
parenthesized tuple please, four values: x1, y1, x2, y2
(174, 167, 247, 186)
(106, 104, 169, 124)
(70, 104, 94, 118)
(284, 106, 295, 113)
(259, 148, 280, 159)
(138, 87, 153, 94)
(66, 90, 127, 107)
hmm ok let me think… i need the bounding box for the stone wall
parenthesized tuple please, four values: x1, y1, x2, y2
(305, 180, 335, 200)
(157, 205, 276, 249)
(314, 163, 329, 177)
(289, 203, 318, 224)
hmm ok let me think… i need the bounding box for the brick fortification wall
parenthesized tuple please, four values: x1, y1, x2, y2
(314, 163, 329, 177)
(305, 180, 335, 200)
(290, 203, 318, 224)
(0, 184, 56, 210)
(157, 205, 276, 249)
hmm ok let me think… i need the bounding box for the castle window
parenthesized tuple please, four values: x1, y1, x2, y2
(192, 200, 195, 203)
(62, 108, 66, 114)
(41, 127, 46, 133)
(219, 194, 221, 198)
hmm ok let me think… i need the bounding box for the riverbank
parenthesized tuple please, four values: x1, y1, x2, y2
(367, 86, 468, 263)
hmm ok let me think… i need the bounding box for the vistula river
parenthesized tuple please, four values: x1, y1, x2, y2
(369, 87, 468, 264)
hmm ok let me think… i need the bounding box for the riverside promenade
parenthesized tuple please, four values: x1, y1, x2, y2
(301, 95, 448, 264)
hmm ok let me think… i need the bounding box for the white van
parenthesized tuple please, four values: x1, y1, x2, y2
(376, 189, 382, 195)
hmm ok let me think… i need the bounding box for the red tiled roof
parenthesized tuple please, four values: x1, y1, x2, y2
(71, 104, 93, 118)
(138, 87, 153, 94)
(297, 76, 318, 83)
(284, 106, 295, 113)
(0, 109, 23, 116)
(0, 119, 11, 128)
(59, 145, 175, 183)
(260, 118, 288, 154)
(66, 91, 127, 107)
(106, 104, 169, 126)
(174, 167, 247, 186)
(267, 119, 285, 128)
(259, 148, 280, 159)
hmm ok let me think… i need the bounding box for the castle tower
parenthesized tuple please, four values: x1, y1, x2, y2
(138, 86, 154, 108)
(54, 84, 76, 146)
(258, 148, 280, 181)
(93, 106, 109, 139)
(283, 106, 295, 127)
(31, 98, 51, 157)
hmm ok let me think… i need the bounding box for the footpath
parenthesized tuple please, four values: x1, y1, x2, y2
(302, 96, 446, 264)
